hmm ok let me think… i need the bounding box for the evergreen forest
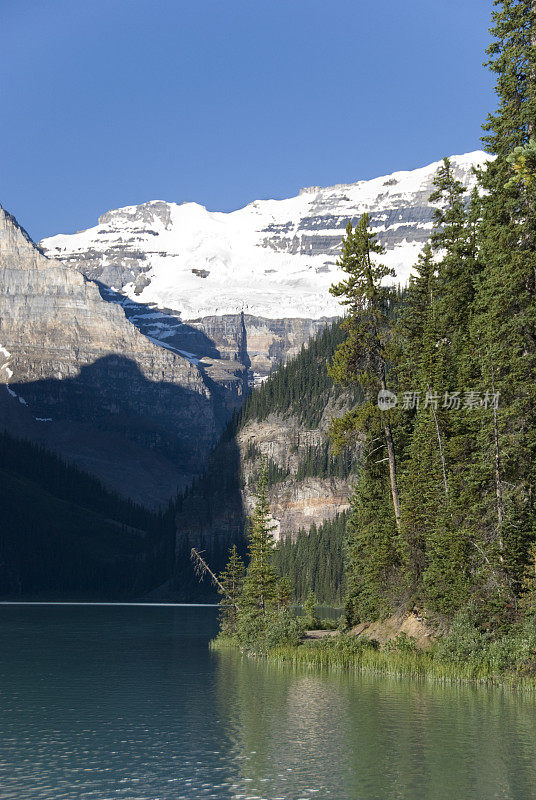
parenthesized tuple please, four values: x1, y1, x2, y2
(213, 2, 536, 676)
(331, 0, 536, 628)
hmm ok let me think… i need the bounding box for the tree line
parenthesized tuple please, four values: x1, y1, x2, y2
(273, 512, 347, 605)
(214, 1, 536, 648)
(330, 0, 536, 628)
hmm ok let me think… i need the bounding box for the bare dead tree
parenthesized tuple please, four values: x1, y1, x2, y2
(190, 548, 237, 605)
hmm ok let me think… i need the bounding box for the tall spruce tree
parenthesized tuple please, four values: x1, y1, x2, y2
(396, 243, 446, 603)
(238, 460, 279, 624)
(471, 0, 536, 593)
(397, 243, 437, 387)
(329, 214, 401, 529)
(430, 158, 481, 377)
(328, 215, 402, 622)
(344, 448, 400, 622)
(424, 160, 481, 611)
(217, 545, 245, 636)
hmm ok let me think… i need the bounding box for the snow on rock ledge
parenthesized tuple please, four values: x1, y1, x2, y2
(41, 152, 490, 322)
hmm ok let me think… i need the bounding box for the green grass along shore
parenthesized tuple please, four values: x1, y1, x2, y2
(210, 628, 536, 692)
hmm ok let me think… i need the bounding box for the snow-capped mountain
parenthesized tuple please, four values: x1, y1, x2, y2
(0, 153, 490, 509)
(39, 152, 490, 380)
(0, 203, 245, 507)
(41, 152, 489, 322)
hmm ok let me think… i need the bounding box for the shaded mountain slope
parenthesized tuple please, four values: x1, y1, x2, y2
(0, 203, 243, 506)
(173, 322, 360, 594)
(0, 431, 175, 598)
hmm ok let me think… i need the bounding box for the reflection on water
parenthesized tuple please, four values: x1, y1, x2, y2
(0, 605, 534, 800)
(217, 649, 536, 800)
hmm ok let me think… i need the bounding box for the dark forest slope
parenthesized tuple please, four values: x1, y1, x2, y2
(0, 432, 175, 598)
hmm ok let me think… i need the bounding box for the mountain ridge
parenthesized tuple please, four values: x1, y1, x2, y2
(41, 151, 490, 322)
(0, 202, 243, 506)
(39, 151, 490, 382)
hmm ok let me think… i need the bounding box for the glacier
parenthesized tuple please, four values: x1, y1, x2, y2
(41, 151, 490, 322)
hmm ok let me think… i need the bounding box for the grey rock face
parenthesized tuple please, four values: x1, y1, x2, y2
(281, 205, 435, 256)
(41, 154, 488, 382)
(0, 204, 242, 507)
(187, 314, 335, 378)
(91, 288, 334, 381)
(99, 200, 174, 229)
(238, 415, 352, 539)
(49, 201, 176, 291)
(175, 394, 356, 560)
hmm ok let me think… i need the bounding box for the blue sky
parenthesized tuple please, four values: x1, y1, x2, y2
(1, 0, 495, 241)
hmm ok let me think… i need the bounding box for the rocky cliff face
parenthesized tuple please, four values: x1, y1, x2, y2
(40, 152, 490, 381)
(93, 290, 333, 382)
(0, 204, 245, 507)
(172, 320, 358, 574)
(175, 393, 355, 563)
(238, 414, 353, 539)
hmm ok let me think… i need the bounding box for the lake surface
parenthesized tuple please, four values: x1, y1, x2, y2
(0, 604, 535, 800)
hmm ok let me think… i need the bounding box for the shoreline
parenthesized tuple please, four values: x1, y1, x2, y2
(0, 601, 219, 607)
(210, 635, 536, 692)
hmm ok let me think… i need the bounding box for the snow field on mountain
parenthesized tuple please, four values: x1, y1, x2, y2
(42, 152, 490, 321)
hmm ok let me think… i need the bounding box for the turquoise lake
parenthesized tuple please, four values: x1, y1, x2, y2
(0, 604, 535, 800)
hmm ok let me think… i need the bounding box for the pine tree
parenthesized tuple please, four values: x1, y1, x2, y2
(471, 0, 536, 592)
(217, 545, 245, 636)
(406, 167, 478, 612)
(397, 243, 437, 386)
(344, 449, 399, 623)
(237, 459, 280, 645)
(329, 214, 401, 529)
(430, 157, 481, 376)
(327, 215, 404, 623)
